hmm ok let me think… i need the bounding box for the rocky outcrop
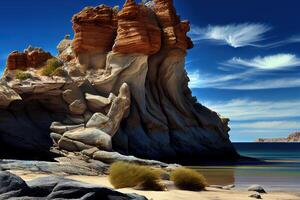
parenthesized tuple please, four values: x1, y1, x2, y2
(112, 0, 161, 55)
(0, 0, 238, 164)
(0, 171, 147, 200)
(71, 5, 117, 71)
(0, 83, 22, 108)
(6, 46, 52, 70)
(256, 132, 300, 142)
(153, 0, 193, 51)
(57, 35, 74, 62)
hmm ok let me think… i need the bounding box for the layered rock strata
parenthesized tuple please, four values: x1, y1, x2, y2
(112, 0, 161, 55)
(6, 46, 52, 70)
(153, 0, 193, 51)
(0, 0, 238, 163)
(71, 5, 117, 71)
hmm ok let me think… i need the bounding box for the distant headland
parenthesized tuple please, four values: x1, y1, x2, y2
(255, 132, 300, 142)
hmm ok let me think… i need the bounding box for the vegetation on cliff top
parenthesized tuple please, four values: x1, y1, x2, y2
(15, 70, 32, 80)
(40, 58, 63, 76)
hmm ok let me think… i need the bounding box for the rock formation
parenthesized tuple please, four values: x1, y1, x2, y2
(71, 5, 117, 71)
(113, 0, 161, 55)
(256, 132, 300, 142)
(0, 171, 147, 200)
(6, 46, 52, 70)
(0, 0, 238, 164)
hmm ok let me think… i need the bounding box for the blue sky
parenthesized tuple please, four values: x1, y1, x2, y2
(0, 0, 299, 141)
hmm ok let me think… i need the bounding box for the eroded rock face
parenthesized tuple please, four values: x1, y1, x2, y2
(153, 0, 193, 51)
(112, 0, 161, 55)
(71, 5, 117, 71)
(6, 47, 52, 70)
(0, 0, 238, 163)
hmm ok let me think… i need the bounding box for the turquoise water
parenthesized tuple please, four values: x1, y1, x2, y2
(193, 143, 300, 192)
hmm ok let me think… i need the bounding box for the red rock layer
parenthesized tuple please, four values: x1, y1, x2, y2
(6, 51, 52, 70)
(153, 0, 193, 51)
(71, 5, 117, 55)
(112, 0, 161, 55)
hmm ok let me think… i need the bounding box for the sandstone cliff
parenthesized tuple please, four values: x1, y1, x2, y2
(0, 0, 238, 163)
(256, 132, 300, 142)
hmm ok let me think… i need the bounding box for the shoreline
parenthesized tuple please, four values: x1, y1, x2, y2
(10, 170, 300, 200)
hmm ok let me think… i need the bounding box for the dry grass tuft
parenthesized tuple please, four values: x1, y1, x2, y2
(40, 58, 63, 76)
(15, 70, 32, 80)
(170, 167, 207, 191)
(109, 162, 166, 191)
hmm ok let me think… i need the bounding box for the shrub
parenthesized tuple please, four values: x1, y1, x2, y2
(51, 67, 67, 77)
(109, 162, 166, 191)
(15, 70, 32, 80)
(170, 167, 207, 191)
(40, 58, 63, 76)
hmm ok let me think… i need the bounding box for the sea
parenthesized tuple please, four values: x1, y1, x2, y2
(192, 143, 300, 192)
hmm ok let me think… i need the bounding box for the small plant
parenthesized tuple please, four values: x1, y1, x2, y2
(109, 162, 165, 191)
(40, 58, 63, 76)
(51, 67, 67, 77)
(170, 167, 207, 191)
(15, 70, 32, 80)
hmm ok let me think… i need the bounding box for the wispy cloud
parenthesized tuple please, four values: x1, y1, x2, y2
(233, 121, 300, 130)
(189, 23, 271, 48)
(203, 99, 300, 121)
(202, 99, 300, 141)
(225, 54, 300, 70)
(188, 69, 300, 90)
(188, 52, 300, 90)
(264, 35, 300, 48)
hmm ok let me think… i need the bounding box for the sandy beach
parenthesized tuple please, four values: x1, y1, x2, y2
(12, 170, 300, 200)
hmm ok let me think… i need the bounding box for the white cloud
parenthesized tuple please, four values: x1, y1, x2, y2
(187, 53, 300, 90)
(188, 69, 300, 90)
(203, 99, 300, 121)
(189, 23, 271, 48)
(202, 99, 300, 141)
(264, 35, 300, 48)
(226, 54, 300, 70)
(233, 121, 300, 130)
(218, 78, 300, 90)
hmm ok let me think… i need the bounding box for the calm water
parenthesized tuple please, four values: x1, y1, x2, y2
(192, 143, 300, 192)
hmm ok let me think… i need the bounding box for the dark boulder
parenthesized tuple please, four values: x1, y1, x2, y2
(0, 171, 148, 200)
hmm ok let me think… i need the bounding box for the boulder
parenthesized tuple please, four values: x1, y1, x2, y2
(0, 83, 22, 108)
(63, 127, 112, 151)
(249, 193, 262, 199)
(86, 112, 111, 128)
(0, 172, 148, 200)
(57, 36, 72, 54)
(0, 171, 29, 194)
(85, 93, 112, 111)
(69, 99, 87, 115)
(248, 185, 267, 193)
(93, 150, 168, 167)
(50, 122, 84, 134)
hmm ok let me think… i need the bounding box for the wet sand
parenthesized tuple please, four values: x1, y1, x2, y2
(13, 170, 300, 200)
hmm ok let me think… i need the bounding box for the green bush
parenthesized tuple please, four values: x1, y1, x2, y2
(15, 70, 32, 80)
(40, 58, 63, 76)
(170, 167, 207, 191)
(109, 162, 166, 191)
(51, 67, 67, 77)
